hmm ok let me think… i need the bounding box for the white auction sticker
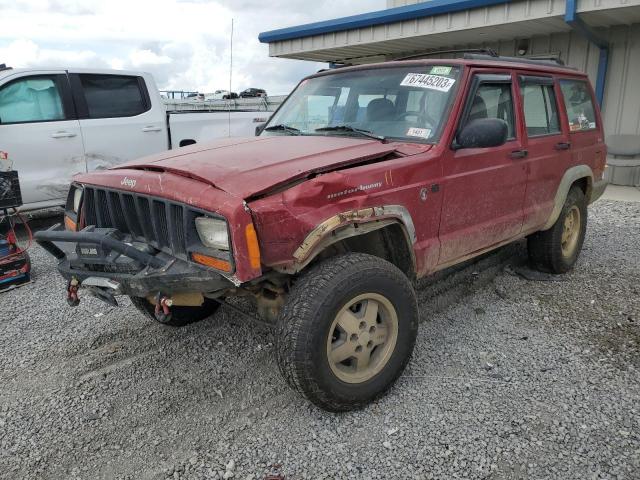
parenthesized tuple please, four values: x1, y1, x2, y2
(400, 73, 456, 92)
(406, 127, 431, 139)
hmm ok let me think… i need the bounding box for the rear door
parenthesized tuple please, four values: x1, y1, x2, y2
(0, 71, 85, 208)
(517, 75, 571, 231)
(70, 72, 168, 172)
(557, 78, 605, 178)
(438, 71, 528, 265)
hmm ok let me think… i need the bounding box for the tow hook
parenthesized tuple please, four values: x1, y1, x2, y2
(67, 278, 80, 307)
(154, 293, 173, 323)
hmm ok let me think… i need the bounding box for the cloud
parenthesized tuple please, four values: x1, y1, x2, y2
(0, 0, 385, 95)
(0, 39, 111, 69)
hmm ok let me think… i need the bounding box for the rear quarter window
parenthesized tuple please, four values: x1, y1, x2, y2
(559, 79, 597, 132)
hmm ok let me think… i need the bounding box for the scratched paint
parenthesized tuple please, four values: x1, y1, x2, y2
(85, 152, 124, 172)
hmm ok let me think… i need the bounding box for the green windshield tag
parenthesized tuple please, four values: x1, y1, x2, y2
(430, 66, 452, 75)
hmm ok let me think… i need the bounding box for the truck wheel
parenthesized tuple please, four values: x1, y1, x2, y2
(276, 253, 419, 411)
(528, 186, 587, 274)
(129, 296, 220, 327)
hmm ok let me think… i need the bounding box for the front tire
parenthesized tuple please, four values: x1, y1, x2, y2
(130, 296, 220, 327)
(276, 253, 419, 411)
(528, 186, 587, 273)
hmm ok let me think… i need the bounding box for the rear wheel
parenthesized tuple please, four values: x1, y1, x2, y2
(130, 296, 220, 327)
(528, 186, 587, 273)
(276, 253, 419, 411)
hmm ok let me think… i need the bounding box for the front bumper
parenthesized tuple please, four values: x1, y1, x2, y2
(34, 224, 234, 299)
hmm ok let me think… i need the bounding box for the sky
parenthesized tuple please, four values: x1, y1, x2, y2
(0, 0, 385, 96)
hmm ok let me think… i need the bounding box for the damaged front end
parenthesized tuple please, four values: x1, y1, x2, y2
(34, 181, 258, 316)
(35, 224, 236, 308)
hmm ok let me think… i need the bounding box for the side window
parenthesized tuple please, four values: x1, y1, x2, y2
(79, 74, 148, 119)
(465, 82, 516, 139)
(0, 75, 66, 124)
(521, 80, 561, 137)
(559, 79, 597, 132)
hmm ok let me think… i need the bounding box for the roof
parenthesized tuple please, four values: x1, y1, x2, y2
(259, 0, 511, 43)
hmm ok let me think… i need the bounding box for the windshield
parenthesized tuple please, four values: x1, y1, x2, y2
(262, 64, 461, 143)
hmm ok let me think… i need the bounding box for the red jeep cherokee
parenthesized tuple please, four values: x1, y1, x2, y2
(36, 55, 607, 411)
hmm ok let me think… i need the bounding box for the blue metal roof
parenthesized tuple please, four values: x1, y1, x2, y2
(259, 0, 512, 43)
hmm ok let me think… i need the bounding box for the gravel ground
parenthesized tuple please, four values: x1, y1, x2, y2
(1, 200, 639, 480)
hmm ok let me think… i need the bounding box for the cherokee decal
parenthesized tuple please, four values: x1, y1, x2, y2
(327, 181, 383, 200)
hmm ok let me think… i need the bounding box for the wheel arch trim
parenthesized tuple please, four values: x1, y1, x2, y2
(543, 165, 593, 230)
(286, 205, 417, 273)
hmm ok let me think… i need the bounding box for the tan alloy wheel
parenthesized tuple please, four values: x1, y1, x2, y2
(326, 293, 399, 384)
(561, 205, 581, 258)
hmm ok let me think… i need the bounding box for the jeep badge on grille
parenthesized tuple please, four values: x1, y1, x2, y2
(121, 177, 136, 188)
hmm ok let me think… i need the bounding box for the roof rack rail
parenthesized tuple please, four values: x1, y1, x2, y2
(394, 48, 498, 61)
(0, 63, 12, 72)
(463, 53, 576, 69)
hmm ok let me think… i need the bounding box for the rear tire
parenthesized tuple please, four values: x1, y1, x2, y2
(130, 296, 220, 327)
(528, 186, 587, 273)
(275, 253, 419, 412)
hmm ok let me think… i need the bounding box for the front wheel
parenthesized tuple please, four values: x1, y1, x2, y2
(275, 253, 419, 411)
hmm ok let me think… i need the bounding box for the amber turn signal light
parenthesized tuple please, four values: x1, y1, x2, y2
(64, 215, 77, 231)
(191, 252, 232, 272)
(245, 223, 261, 270)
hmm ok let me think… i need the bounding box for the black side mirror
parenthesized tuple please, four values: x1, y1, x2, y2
(455, 118, 508, 149)
(255, 123, 266, 136)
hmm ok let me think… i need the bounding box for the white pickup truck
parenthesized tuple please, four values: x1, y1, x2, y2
(0, 67, 273, 210)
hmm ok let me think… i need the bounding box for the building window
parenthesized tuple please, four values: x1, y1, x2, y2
(559, 80, 597, 132)
(521, 82, 561, 137)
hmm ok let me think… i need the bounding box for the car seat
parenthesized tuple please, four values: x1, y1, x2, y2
(366, 98, 396, 122)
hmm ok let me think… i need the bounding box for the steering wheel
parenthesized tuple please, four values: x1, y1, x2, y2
(394, 111, 437, 128)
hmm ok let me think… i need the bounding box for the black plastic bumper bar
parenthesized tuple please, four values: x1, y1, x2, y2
(34, 224, 166, 269)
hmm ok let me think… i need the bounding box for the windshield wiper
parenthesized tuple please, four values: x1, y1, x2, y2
(315, 125, 386, 142)
(263, 124, 302, 135)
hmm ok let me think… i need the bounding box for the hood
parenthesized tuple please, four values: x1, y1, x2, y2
(112, 136, 430, 199)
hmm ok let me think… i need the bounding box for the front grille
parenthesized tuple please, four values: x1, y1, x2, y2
(82, 186, 198, 260)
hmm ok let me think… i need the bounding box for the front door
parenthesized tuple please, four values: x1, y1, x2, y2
(438, 72, 528, 265)
(0, 71, 85, 208)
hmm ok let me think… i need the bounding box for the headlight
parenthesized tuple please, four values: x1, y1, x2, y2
(195, 217, 229, 250)
(72, 187, 83, 213)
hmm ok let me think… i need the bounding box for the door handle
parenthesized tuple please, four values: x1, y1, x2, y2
(555, 141, 571, 150)
(142, 126, 162, 132)
(510, 149, 528, 159)
(50, 131, 77, 138)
